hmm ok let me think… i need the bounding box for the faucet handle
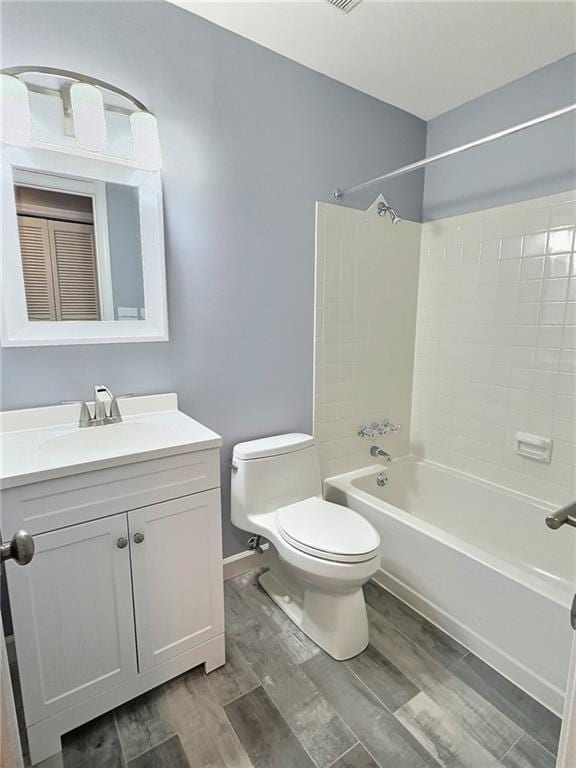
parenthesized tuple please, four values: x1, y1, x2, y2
(61, 401, 92, 427)
(109, 394, 134, 421)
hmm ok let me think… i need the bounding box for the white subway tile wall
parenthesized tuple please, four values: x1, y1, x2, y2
(413, 191, 576, 505)
(314, 200, 420, 478)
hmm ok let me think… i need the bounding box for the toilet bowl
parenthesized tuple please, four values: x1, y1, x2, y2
(231, 433, 381, 660)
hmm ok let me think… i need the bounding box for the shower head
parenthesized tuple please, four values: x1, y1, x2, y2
(377, 199, 401, 224)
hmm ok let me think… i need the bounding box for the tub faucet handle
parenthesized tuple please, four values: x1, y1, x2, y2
(358, 420, 400, 439)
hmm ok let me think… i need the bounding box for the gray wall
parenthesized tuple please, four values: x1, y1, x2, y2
(423, 54, 576, 221)
(0, 0, 426, 557)
(106, 183, 145, 317)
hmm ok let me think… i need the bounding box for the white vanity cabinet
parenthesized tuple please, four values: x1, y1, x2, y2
(8, 514, 138, 726)
(1, 402, 225, 766)
(129, 490, 224, 672)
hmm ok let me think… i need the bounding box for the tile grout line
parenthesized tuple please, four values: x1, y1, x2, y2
(295, 585, 445, 766)
(236, 576, 551, 767)
(511, 731, 559, 763)
(217, 679, 260, 708)
(208, 636, 262, 710)
(366, 583, 470, 669)
(538, 740, 559, 761)
(121, 732, 177, 765)
(199, 660, 262, 768)
(363, 604, 527, 763)
(496, 733, 523, 766)
(356, 740, 387, 768)
(339, 663, 445, 768)
(112, 710, 129, 768)
(342, 658, 396, 716)
(449, 649, 471, 670)
(226, 581, 353, 768)
(374, 617, 524, 761)
(242, 576, 546, 766)
(417, 606, 562, 749)
(225, 599, 365, 768)
(366, 597, 512, 707)
(211, 625, 262, 711)
(324, 741, 360, 768)
(222, 684, 320, 768)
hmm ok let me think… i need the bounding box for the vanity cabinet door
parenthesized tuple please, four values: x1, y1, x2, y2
(6, 515, 137, 724)
(129, 490, 224, 672)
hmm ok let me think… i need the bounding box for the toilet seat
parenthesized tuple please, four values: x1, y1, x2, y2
(276, 497, 380, 563)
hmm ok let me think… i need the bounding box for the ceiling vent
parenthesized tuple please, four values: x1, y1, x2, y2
(326, 0, 363, 13)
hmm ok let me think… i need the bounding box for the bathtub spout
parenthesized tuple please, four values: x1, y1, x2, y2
(370, 446, 392, 462)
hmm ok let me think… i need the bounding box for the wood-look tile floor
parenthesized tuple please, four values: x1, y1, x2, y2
(15, 572, 562, 768)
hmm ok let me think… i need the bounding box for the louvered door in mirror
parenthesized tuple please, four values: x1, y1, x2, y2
(18, 216, 100, 322)
(13, 171, 144, 324)
(48, 220, 100, 321)
(16, 217, 56, 321)
(2, 146, 168, 346)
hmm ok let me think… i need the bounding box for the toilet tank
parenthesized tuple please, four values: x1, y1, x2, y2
(231, 434, 322, 530)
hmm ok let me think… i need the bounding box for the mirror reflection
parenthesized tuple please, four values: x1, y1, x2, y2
(14, 170, 145, 322)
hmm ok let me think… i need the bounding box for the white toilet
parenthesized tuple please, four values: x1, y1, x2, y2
(231, 433, 381, 660)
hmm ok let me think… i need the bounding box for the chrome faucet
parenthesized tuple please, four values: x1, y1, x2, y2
(94, 385, 113, 423)
(370, 445, 392, 462)
(64, 386, 132, 428)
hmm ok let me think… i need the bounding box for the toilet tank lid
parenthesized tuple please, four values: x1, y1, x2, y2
(233, 433, 315, 460)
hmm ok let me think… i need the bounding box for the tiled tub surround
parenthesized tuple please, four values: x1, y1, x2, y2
(314, 200, 421, 478)
(413, 191, 576, 506)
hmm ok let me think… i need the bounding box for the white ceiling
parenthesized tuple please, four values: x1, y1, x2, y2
(168, 0, 576, 119)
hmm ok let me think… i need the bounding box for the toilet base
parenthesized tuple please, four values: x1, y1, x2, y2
(258, 567, 370, 660)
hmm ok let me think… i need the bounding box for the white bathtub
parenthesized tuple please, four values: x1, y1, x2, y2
(325, 457, 575, 715)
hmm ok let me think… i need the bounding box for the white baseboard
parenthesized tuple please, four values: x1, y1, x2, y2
(222, 544, 269, 581)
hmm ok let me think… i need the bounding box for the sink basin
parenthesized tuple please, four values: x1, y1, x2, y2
(1, 394, 223, 488)
(39, 421, 176, 456)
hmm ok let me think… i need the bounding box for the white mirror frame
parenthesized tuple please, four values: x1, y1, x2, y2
(1, 145, 168, 346)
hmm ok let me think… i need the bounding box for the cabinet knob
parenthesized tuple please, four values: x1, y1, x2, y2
(133, 532, 145, 544)
(116, 537, 128, 549)
(0, 530, 35, 566)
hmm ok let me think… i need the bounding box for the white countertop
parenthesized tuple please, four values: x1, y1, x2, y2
(0, 393, 222, 489)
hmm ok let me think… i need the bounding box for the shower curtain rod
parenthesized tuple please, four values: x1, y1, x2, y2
(333, 102, 576, 201)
